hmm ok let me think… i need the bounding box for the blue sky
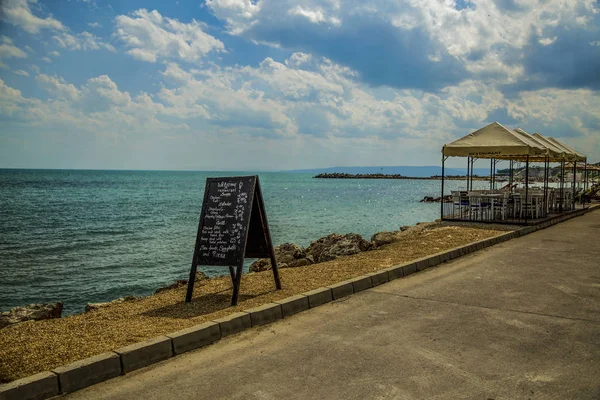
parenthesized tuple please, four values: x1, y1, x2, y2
(0, 0, 599, 170)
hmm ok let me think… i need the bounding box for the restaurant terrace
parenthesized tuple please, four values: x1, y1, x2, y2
(440, 122, 591, 224)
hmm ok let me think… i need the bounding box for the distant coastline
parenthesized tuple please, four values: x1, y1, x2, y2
(313, 173, 498, 181)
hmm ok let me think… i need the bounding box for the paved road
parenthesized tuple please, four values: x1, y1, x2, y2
(66, 211, 600, 400)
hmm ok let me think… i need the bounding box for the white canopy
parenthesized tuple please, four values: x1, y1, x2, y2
(443, 122, 546, 159)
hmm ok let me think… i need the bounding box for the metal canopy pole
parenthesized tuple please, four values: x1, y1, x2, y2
(509, 160, 514, 192)
(490, 158, 493, 190)
(543, 156, 548, 217)
(525, 155, 530, 223)
(573, 161, 577, 209)
(583, 160, 588, 208)
(466, 156, 471, 191)
(441, 156, 446, 219)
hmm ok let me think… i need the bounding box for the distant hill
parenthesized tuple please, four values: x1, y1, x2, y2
(284, 166, 489, 177)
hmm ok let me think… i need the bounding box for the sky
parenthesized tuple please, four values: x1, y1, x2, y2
(0, 0, 599, 170)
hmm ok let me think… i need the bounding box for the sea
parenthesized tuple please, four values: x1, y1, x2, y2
(0, 169, 486, 315)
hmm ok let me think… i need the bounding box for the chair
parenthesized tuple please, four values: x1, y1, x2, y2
(469, 193, 491, 221)
(451, 191, 469, 218)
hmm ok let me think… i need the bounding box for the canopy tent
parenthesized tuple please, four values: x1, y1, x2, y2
(545, 137, 586, 162)
(442, 122, 546, 159)
(439, 122, 590, 224)
(513, 128, 563, 161)
(531, 133, 574, 161)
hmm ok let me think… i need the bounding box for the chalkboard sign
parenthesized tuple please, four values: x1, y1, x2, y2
(185, 176, 281, 306)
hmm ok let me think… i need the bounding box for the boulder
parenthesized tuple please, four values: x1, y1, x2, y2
(371, 231, 404, 247)
(306, 233, 372, 263)
(153, 271, 209, 295)
(249, 243, 313, 273)
(0, 302, 63, 329)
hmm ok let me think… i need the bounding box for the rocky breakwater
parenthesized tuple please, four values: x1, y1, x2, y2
(0, 302, 63, 329)
(314, 173, 405, 179)
(420, 195, 452, 203)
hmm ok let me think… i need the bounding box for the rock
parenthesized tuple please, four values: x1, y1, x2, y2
(370, 231, 404, 247)
(249, 258, 271, 273)
(306, 233, 372, 263)
(153, 271, 209, 295)
(419, 195, 452, 203)
(0, 302, 63, 329)
(85, 296, 139, 313)
(249, 243, 313, 273)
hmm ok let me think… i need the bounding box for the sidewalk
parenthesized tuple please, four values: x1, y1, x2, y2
(65, 210, 600, 400)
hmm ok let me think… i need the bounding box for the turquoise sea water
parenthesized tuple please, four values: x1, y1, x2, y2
(0, 169, 483, 315)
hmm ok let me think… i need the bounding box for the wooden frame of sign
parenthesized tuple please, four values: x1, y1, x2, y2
(185, 175, 281, 306)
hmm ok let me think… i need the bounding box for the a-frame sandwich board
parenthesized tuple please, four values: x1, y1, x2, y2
(185, 175, 281, 306)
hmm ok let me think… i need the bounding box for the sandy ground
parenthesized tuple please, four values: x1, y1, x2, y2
(0, 224, 509, 383)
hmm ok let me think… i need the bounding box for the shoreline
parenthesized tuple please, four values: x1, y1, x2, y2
(0, 220, 514, 384)
(313, 173, 496, 180)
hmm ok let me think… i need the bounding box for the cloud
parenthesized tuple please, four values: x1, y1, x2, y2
(53, 31, 115, 52)
(13, 69, 29, 76)
(41, 56, 51, 63)
(0, 38, 27, 67)
(48, 50, 60, 57)
(206, 0, 600, 92)
(0, 42, 27, 59)
(2, 50, 598, 169)
(36, 74, 80, 100)
(88, 22, 101, 28)
(0, 0, 64, 33)
(114, 9, 225, 63)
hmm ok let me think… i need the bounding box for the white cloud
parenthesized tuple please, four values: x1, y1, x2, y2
(0, 0, 64, 33)
(41, 56, 51, 63)
(48, 50, 60, 57)
(114, 9, 225, 63)
(53, 31, 115, 52)
(1, 51, 598, 170)
(288, 6, 340, 26)
(88, 22, 101, 28)
(36, 74, 80, 100)
(13, 69, 29, 76)
(0, 40, 27, 68)
(539, 36, 557, 46)
(0, 43, 27, 59)
(206, 0, 600, 88)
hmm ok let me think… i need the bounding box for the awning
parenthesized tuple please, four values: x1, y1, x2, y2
(513, 128, 563, 161)
(545, 137, 586, 162)
(442, 122, 546, 159)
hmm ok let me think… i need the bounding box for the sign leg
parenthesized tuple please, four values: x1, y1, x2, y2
(185, 263, 198, 303)
(269, 247, 282, 290)
(231, 263, 244, 306)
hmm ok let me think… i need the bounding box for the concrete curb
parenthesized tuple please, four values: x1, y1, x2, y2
(115, 336, 173, 374)
(274, 294, 309, 317)
(245, 303, 283, 327)
(350, 275, 373, 292)
(303, 287, 333, 308)
(3, 205, 597, 400)
(212, 312, 251, 338)
(52, 352, 121, 394)
(367, 270, 389, 286)
(327, 280, 355, 299)
(167, 321, 221, 355)
(0, 371, 58, 400)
